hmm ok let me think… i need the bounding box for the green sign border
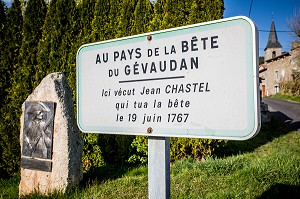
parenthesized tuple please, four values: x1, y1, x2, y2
(76, 16, 261, 140)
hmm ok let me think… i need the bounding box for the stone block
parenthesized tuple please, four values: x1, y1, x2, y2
(260, 102, 271, 123)
(260, 102, 269, 112)
(19, 72, 83, 196)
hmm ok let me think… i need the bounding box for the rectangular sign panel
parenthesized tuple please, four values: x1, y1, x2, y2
(76, 16, 261, 140)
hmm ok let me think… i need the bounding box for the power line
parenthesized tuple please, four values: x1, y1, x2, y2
(247, 0, 293, 33)
(258, 30, 294, 33)
(259, 47, 291, 50)
(248, 0, 254, 17)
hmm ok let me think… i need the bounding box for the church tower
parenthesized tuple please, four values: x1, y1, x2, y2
(264, 21, 282, 61)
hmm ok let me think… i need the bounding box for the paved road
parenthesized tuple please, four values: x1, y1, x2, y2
(262, 98, 300, 132)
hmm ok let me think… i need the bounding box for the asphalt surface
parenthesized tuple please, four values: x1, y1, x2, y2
(262, 98, 300, 132)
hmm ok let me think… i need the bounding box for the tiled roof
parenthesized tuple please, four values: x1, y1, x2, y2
(265, 52, 290, 63)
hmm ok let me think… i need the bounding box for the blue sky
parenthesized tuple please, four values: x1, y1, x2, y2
(3, 0, 10, 6)
(224, 0, 300, 56)
(3, 0, 300, 56)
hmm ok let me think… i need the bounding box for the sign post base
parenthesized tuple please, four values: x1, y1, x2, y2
(148, 137, 170, 199)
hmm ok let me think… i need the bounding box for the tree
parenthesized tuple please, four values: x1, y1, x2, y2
(189, 0, 224, 24)
(0, 0, 23, 177)
(288, 8, 300, 37)
(90, 0, 110, 42)
(116, 0, 137, 37)
(287, 8, 300, 82)
(35, 0, 57, 85)
(0, 0, 7, 102)
(0, 0, 23, 103)
(0, 0, 7, 179)
(2, 0, 47, 178)
(82, 0, 111, 170)
(77, 0, 97, 44)
(0, 0, 6, 43)
(36, 0, 77, 86)
(131, 0, 153, 34)
(106, 0, 122, 39)
(148, 0, 165, 31)
(17, 0, 47, 97)
(154, 0, 192, 29)
(172, 0, 192, 26)
(159, 0, 176, 29)
(287, 9, 300, 98)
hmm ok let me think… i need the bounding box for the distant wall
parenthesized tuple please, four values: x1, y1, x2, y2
(260, 41, 300, 97)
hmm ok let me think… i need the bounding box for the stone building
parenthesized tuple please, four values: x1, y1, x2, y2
(259, 21, 300, 97)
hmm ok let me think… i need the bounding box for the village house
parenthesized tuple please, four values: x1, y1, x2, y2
(259, 21, 300, 97)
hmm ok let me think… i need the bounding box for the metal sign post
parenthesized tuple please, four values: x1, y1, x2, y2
(148, 137, 170, 199)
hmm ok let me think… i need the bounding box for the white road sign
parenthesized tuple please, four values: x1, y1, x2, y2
(76, 16, 261, 140)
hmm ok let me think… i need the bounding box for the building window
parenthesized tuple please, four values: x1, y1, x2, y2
(275, 85, 279, 94)
(281, 69, 285, 80)
(272, 51, 276, 58)
(275, 70, 279, 84)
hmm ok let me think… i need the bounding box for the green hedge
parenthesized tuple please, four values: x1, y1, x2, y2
(129, 136, 227, 164)
(0, 0, 224, 177)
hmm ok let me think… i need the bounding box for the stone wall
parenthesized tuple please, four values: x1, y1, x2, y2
(264, 47, 282, 61)
(260, 41, 300, 97)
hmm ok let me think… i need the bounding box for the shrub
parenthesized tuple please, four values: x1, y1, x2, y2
(82, 133, 135, 170)
(82, 134, 104, 172)
(170, 138, 227, 162)
(279, 79, 300, 96)
(128, 136, 148, 164)
(128, 136, 227, 164)
(98, 134, 135, 165)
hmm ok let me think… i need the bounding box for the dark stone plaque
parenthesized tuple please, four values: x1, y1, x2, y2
(21, 157, 52, 172)
(22, 102, 55, 160)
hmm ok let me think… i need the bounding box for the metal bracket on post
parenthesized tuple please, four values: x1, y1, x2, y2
(148, 136, 170, 199)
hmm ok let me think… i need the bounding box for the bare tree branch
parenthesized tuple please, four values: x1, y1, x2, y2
(288, 8, 300, 37)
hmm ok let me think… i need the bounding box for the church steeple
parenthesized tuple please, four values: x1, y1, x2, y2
(265, 21, 282, 50)
(264, 21, 282, 61)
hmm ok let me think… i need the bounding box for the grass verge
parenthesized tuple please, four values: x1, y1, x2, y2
(172, 131, 300, 198)
(269, 93, 300, 103)
(1, 120, 300, 199)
